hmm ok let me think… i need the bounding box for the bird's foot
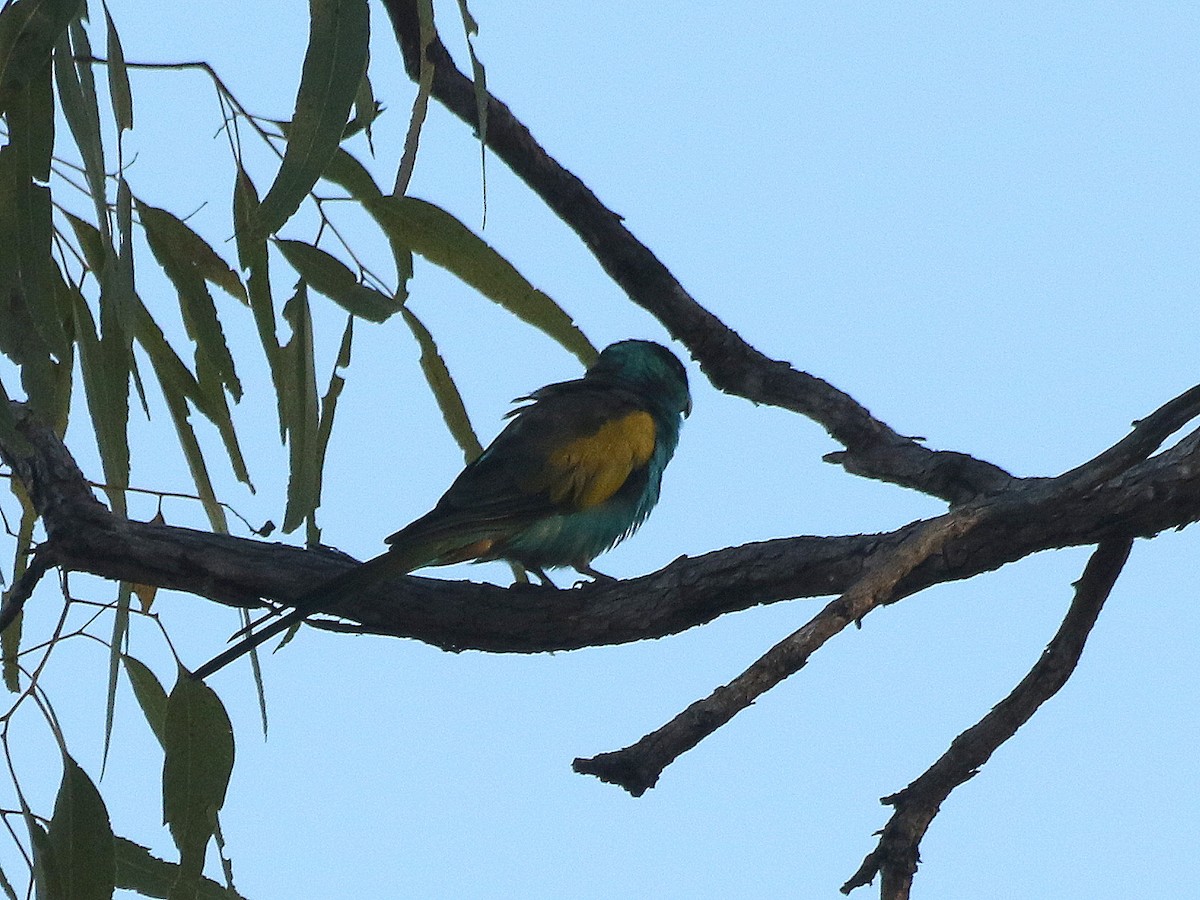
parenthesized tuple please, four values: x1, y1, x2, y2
(573, 563, 616, 584)
(526, 566, 560, 589)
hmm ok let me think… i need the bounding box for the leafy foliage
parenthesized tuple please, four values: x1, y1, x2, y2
(0, 0, 589, 896)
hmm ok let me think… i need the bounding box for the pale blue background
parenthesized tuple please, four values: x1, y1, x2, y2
(8, 2, 1198, 898)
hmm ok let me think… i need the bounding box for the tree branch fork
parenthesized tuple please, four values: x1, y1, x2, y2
(3, 7, 1198, 896)
(3, 379, 1195, 899)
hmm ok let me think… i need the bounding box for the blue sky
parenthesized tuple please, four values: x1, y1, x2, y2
(8, 2, 1199, 898)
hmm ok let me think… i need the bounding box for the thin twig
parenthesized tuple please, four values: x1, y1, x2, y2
(573, 511, 983, 795)
(0, 548, 56, 635)
(841, 537, 1134, 898)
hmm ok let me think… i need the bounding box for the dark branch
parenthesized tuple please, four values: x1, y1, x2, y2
(378, 0, 1013, 504)
(0, 545, 57, 633)
(573, 511, 982, 794)
(2, 400, 1199, 660)
(840, 537, 1134, 898)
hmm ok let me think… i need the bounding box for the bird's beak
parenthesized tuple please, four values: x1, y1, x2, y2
(684, 396, 692, 418)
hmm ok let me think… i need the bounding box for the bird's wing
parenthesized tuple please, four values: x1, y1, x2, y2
(525, 407, 656, 509)
(386, 385, 656, 550)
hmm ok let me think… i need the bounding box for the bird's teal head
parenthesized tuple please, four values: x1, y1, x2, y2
(590, 340, 691, 419)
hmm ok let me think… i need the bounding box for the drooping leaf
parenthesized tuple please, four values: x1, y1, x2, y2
(232, 166, 286, 439)
(326, 147, 414, 291)
(393, 0, 435, 196)
(365, 196, 596, 365)
(310, 315, 354, 545)
(401, 306, 482, 461)
(64, 211, 106, 275)
(253, 0, 370, 237)
(454, 0, 489, 213)
(0, 147, 59, 411)
(138, 200, 245, 403)
(102, 581, 131, 776)
(129, 290, 248, 505)
(0, 56, 67, 370)
(47, 755, 116, 900)
(321, 146, 382, 200)
(115, 837, 248, 900)
(1, 457, 35, 693)
(54, 23, 109, 237)
(102, 2, 132, 131)
(0, 0, 84, 116)
(276, 238, 399, 323)
(26, 813, 59, 900)
(72, 287, 131, 515)
(137, 202, 247, 303)
(346, 67, 379, 146)
(279, 282, 319, 535)
(162, 673, 235, 894)
(123, 654, 168, 748)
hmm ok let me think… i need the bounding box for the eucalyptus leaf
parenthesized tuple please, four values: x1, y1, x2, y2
(124, 654, 169, 749)
(276, 238, 399, 323)
(102, 2, 132, 130)
(48, 755, 116, 900)
(0, 0, 84, 116)
(279, 282, 319, 534)
(401, 306, 482, 461)
(365, 196, 596, 364)
(162, 674, 235, 891)
(254, 0, 370, 236)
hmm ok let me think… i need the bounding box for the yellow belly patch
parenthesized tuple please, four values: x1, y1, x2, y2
(544, 411, 656, 509)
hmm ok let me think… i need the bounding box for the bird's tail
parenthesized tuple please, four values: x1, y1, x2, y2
(190, 549, 418, 681)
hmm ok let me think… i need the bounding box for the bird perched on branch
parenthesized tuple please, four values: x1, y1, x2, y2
(193, 339, 691, 679)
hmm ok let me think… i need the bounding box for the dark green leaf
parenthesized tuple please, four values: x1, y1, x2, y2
(102, 582, 131, 777)
(254, 0, 370, 236)
(364, 196, 597, 364)
(54, 25, 109, 235)
(72, 286, 132, 514)
(394, 0, 435, 197)
(102, 2, 132, 131)
(138, 200, 244, 403)
(455, 0, 489, 206)
(115, 837, 247, 900)
(1, 479, 37, 693)
(64, 211, 106, 275)
(279, 282, 319, 534)
(276, 238, 399, 323)
(401, 307, 482, 461)
(321, 147, 382, 200)
(48, 755, 116, 900)
(0, 56, 67, 367)
(124, 654, 168, 748)
(310, 316, 354, 544)
(0, 0, 83, 116)
(129, 290, 247, 509)
(346, 68, 379, 146)
(137, 202, 247, 303)
(163, 673, 235, 892)
(26, 813, 59, 900)
(233, 166, 287, 440)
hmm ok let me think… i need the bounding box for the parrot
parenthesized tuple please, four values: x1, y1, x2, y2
(192, 339, 691, 679)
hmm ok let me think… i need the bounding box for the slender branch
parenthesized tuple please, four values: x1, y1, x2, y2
(0, 547, 56, 634)
(840, 537, 1134, 898)
(1057, 382, 1200, 489)
(572, 511, 982, 795)
(378, 0, 1012, 504)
